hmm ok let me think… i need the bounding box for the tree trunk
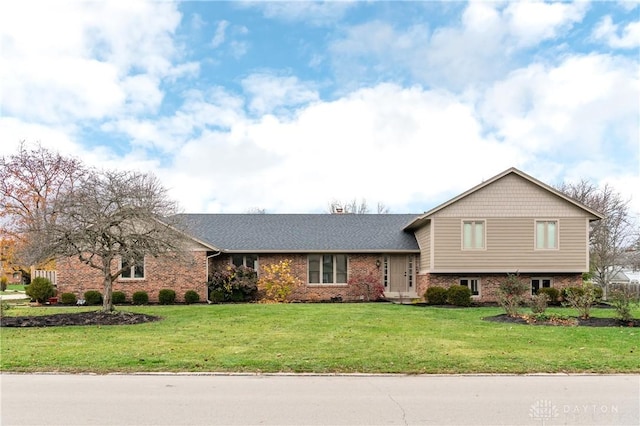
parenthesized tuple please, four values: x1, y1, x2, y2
(102, 275, 114, 312)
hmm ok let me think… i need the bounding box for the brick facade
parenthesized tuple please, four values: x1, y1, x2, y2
(210, 253, 383, 302)
(56, 251, 208, 303)
(416, 272, 583, 302)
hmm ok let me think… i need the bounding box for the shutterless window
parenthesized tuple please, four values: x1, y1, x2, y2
(232, 254, 258, 270)
(536, 221, 558, 249)
(460, 278, 480, 296)
(531, 278, 551, 294)
(463, 220, 485, 249)
(308, 254, 347, 284)
(120, 258, 144, 279)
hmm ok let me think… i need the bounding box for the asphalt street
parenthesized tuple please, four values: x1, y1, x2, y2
(1, 373, 638, 425)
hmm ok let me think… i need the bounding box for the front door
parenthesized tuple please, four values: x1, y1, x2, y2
(383, 255, 416, 298)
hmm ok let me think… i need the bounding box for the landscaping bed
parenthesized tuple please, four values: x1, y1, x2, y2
(484, 313, 639, 327)
(0, 310, 161, 327)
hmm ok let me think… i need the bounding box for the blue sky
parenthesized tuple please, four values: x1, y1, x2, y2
(1, 1, 638, 216)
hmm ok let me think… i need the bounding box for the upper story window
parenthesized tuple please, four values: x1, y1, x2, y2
(308, 254, 347, 285)
(536, 220, 558, 249)
(120, 258, 144, 279)
(232, 254, 258, 270)
(462, 220, 485, 249)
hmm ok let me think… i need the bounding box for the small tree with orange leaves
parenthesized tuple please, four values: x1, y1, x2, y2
(257, 259, 301, 303)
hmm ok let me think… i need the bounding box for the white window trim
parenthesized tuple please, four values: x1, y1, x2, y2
(531, 277, 552, 295)
(308, 254, 348, 286)
(534, 219, 559, 250)
(231, 254, 259, 271)
(461, 220, 486, 250)
(119, 258, 145, 280)
(460, 277, 481, 298)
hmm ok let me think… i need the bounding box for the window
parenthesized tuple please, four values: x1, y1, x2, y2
(460, 278, 480, 296)
(120, 258, 144, 279)
(536, 220, 558, 249)
(462, 220, 485, 249)
(531, 278, 551, 295)
(308, 254, 347, 284)
(231, 254, 258, 270)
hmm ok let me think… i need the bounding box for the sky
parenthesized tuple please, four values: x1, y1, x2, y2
(1, 0, 638, 216)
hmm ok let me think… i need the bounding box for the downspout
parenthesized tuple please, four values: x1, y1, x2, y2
(206, 251, 222, 303)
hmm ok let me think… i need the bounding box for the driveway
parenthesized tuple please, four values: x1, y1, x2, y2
(1, 374, 638, 425)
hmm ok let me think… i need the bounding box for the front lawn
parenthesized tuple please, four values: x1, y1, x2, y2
(1, 303, 638, 374)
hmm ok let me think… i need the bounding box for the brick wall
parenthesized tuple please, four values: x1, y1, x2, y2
(417, 272, 582, 303)
(210, 253, 383, 302)
(56, 251, 208, 303)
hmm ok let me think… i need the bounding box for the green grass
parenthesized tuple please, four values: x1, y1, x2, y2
(0, 284, 26, 295)
(1, 304, 638, 374)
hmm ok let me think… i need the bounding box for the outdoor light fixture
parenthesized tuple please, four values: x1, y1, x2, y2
(375, 259, 381, 268)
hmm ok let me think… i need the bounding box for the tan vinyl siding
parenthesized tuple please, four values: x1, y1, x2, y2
(432, 216, 589, 272)
(438, 173, 589, 218)
(414, 223, 431, 271)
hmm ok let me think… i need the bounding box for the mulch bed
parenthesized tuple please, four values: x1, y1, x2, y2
(484, 313, 639, 327)
(0, 311, 162, 327)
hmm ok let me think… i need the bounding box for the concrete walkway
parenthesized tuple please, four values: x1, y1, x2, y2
(0, 292, 27, 300)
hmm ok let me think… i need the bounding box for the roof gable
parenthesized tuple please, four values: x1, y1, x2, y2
(405, 168, 603, 230)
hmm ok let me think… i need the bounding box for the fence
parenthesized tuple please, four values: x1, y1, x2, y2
(605, 282, 640, 299)
(33, 269, 57, 285)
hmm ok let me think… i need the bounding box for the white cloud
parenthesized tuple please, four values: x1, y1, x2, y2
(241, 73, 319, 115)
(480, 53, 639, 190)
(0, 0, 185, 122)
(592, 16, 640, 49)
(211, 20, 229, 48)
(251, 1, 356, 26)
(504, 0, 589, 47)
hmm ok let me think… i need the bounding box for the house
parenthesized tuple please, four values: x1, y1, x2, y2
(56, 168, 602, 303)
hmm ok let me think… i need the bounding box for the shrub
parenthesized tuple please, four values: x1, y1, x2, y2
(425, 286, 448, 305)
(112, 291, 126, 305)
(83, 290, 103, 306)
(158, 289, 176, 305)
(60, 293, 77, 305)
(537, 287, 560, 305)
(257, 259, 301, 303)
(209, 289, 225, 304)
(0, 276, 8, 291)
(563, 283, 598, 319)
(446, 285, 472, 307)
(132, 291, 149, 305)
(184, 290, 200, 304)
(347, 273, 385, 301)
(529, 293, 549, 314)
(497, 273, 529, 317)
(207, 265, 258, 302)
(25, 277, 56, 303)
(609, 287, 639, 322)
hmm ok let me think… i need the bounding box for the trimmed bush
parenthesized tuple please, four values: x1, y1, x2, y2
(25, 277, 56, 303)
(84, 290, 103, 306)
(184, 290, 200, 304)
(563, 283, 598, 319)
(60, 292, 77, 305)
(158, 289, 176, 305)
(446, 285, 472, 307)
(209, 289, 225, 304)
(425, 286, 448, 305)
(529, 293, 549, 314)
(537, 287, 560, 305)
(112, 291, 126, 305)
(132, 291, 149, 305)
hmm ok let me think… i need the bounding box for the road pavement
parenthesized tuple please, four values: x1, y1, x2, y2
(1, 373, 638, 425)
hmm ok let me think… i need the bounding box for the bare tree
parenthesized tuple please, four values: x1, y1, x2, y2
(0, 142, 87, 267)
(39, 169, 190, 312)
(558, 180, 638, 293)
(327, 198, 390, 214)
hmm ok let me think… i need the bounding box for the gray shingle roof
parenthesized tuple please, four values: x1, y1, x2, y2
(175, 214, 419, 252)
